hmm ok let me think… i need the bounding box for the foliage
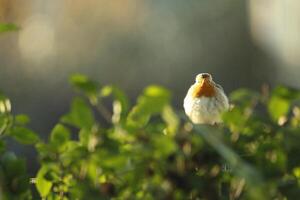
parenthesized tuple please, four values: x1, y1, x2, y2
(1, 75, 300, 199)
(0, 92, 36, 200)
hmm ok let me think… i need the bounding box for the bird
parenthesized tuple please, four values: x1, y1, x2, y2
(183, 73, 229, 125)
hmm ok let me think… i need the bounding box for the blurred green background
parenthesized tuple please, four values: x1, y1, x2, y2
(0, 0, 299, 173)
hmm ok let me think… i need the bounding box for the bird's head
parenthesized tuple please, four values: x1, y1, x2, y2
(195, 73, 213, 83)
(192, 73, 216, 98)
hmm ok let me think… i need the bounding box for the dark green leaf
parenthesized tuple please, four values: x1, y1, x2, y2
(1, 152, 26, 178)
(12, 174, 30, 194)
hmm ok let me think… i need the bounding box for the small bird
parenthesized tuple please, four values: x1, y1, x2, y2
(183, 73, 229, 125)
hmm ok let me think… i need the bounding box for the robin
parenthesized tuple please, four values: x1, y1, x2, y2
(183, 73, 229, 125)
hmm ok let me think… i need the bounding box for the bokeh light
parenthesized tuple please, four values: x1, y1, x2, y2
(18, 14, 55, 63)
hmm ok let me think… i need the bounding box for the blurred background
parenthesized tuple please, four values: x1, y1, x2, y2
(0, 0, 299, 170)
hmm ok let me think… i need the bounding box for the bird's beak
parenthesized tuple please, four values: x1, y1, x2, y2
(200, 77, 209, 85)
(193, 77, 215, 98)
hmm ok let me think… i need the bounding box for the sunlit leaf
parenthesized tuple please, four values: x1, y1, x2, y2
(272, 86, 300, 100)
(127, 85, 170, 127)
(36, 166, 53, 197)
(268, 96, 290, 122)
(293, 167, 300, 178)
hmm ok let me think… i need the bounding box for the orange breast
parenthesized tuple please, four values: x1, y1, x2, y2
(192, 80, 216, 98)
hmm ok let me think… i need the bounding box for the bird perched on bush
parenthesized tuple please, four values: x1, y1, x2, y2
(184, 73, 229, 125)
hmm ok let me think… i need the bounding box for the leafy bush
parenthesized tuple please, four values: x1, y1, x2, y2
(0, 93, 33, 200)
(1, 74, 300, 199)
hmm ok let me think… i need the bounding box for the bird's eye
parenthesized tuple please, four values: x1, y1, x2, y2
(195, 73, 211, 83)
(201, 74, 209, 78)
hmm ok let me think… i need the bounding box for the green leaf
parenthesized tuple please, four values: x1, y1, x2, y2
(15, 114, 30, 125)
(0, 23, 19, 33)
(272, 86, 300, 100)
(10, 127, 39, 145)
(36, 166, 53, 197)
(100, 86, 113, 97)
(70, 74, 99, 98)
(267, 86, 300, 122)
(50, 124, 70, 149)
(293, 167, 300, 178)
(127, 85, 170, 127)
(268, 96, 290, 122)
(61, 97, 95, 129)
